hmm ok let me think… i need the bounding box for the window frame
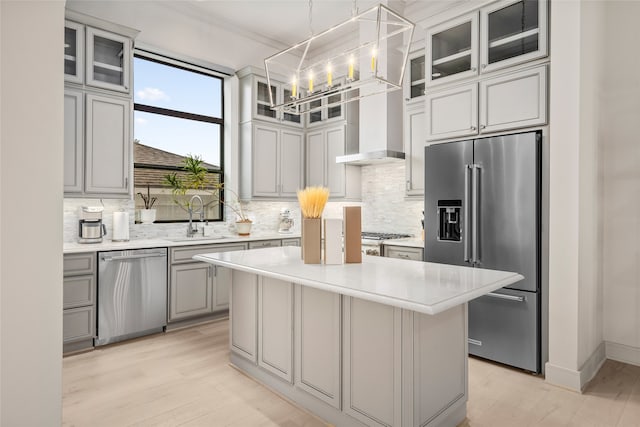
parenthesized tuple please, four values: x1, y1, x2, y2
(133, 51, 226, 223)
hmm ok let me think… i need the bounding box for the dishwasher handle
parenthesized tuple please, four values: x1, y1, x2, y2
(101, 252, 167, 262)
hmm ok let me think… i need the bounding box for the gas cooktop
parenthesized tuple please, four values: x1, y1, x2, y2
(361, 232, 412, 241)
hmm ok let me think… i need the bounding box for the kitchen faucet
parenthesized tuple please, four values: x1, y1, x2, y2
(187, 195, 204, 237)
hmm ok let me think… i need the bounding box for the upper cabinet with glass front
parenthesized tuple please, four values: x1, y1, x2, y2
(427, 13, 479, 86)
(64, 13, 137, 94)
(404, 51, 426, 104)
(427, 0, 547, 87)
(86, 27, 131, 93)
(480, 0, 547, 73)
(64, 21, 84, 84)
(251, 76, 303, 127)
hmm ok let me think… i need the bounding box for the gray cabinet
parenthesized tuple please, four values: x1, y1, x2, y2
(85, 93, 131, 195)
(306, 124, 361, 200)
(85, 26, 132, 93)
(404, 104, 426, 197)
(169, 243, 247, 323)
(281, 238, 301, 247)
(240, 122, 304, 199)
(258, 277, 293, 383)
(426, 65, 547, 141)
(64, 20, 84, 84)
(64, 88, 84, 193)
(343, 296, 402, 426)
(248, 239, 282, 249)
(63, 252, 96, 353)
(294, 285, 341, 409)
(383, 245, 424, 261)
(230, 270, 258, 362)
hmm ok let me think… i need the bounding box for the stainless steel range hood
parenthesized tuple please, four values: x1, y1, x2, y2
(336, 85, 405, 166)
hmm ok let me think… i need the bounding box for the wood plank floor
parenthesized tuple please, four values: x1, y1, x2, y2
(63, 319, 640, 427)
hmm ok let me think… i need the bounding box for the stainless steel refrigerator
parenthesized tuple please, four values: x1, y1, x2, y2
(424, 130, 541, 373)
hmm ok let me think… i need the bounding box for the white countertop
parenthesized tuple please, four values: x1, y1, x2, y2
(194, 246, 524, 315)
(63, 232, 301, 254)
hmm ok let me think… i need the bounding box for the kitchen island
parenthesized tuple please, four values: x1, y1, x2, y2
(194, 246, 523, 427)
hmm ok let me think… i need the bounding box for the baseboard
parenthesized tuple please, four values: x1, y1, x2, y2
(545, 341, 606, 392)
(606, 341, 640, 367)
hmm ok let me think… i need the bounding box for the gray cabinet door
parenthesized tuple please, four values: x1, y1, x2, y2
(343, 297, 402, 427)
(63, 275, 95, 309)
(248, 239, 282, 250)
(64, 88, 84, 193)
(230, 270, 258, 362)
(279, 129, 304, 197)
(212, 266, 231, 311)
(169, 263, 213, 321)
(384, 245, 424, 261)
(252, 124, 279, 197)
(63, 252, 95, 276)
(63, 306, 95, 343)
(404, 105, 426, 196)
(306, 130, 324, 187)
(326, 125, 346, 198)
(85, 93, 130, 195)
(294, 285, 341, 409)
(258, 277, 293, 383)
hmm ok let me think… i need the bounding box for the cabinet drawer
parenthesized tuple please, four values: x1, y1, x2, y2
(171, 243, 247, 264)
(281, 238, 301, 247)
(63, 275, 95, 309)
(63, 306, 95, 343)
(249, 240, 282, 249)
(63, 253, 95, 276)
(384, 246, 424, 261)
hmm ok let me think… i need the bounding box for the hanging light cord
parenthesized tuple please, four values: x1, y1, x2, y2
(308, 0, 313, 36)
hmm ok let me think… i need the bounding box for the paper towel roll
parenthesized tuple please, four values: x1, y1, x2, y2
(112, 211, 130, 242)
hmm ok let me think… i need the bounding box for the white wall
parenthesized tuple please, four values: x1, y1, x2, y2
(0, 1, 64, 424)
(546, 0, 605, 391)
(602, 1, 640, 366)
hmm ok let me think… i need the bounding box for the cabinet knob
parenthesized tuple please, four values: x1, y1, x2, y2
(480, 124, 486, 129)
(471, 67, 477, 72)
(471, 126, 477, 131)
(405, 98, 410, 102)
(481, 64, 487, 69)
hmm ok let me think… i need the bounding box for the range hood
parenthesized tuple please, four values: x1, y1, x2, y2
(336, 84, 405, 166)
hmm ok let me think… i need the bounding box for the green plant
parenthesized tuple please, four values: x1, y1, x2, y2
(164, 154, 249, 221)
(137, 185, 157, 209)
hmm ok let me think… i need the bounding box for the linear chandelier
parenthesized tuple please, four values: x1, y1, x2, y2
(264, 3, 415, 115)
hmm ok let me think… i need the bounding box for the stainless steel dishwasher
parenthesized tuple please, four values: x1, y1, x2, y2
(96, 248, 167, 346)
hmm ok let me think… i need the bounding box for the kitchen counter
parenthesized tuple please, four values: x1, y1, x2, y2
(195, 246, 522, 315)
(194, 246, 524, 427)
(63, 232, 301, 254)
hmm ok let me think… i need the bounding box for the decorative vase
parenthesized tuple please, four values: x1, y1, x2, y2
(140, 209, 156, 224)
(302, 218, 321, 264)
(236, 220, 252, 236)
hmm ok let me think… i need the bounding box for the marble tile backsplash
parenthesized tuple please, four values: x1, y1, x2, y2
(63, 162, 423, 242)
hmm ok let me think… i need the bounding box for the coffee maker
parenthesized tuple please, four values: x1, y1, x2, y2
(78, 206, 107, 243)
(278, 208, 294, 234)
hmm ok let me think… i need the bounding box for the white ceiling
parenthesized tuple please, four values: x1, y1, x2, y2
(66, 0, 448, 71)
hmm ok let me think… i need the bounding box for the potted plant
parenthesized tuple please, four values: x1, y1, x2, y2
(164, 155, 252, 235)
(137, 185, 157, 224)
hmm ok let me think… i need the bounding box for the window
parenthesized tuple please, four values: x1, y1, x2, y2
(133, 54, 225, 222)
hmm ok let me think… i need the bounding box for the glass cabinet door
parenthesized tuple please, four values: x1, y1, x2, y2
(480, 0, 548, 73)
(256, 79, 278, 120)
(282, 87, 302, 125)
(427, 13, 479, 86)
(326, 90, 342, 120)
(64, 21, 84, 84)
(308, 99, 323, 125)
(408, 53, 425, 100)
(86, 27, 131, 93)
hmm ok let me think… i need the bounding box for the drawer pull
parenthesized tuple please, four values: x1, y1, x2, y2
(468, 338, 482, 346)
(485, 292, 525, 302)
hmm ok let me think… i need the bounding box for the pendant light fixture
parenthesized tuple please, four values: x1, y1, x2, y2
(264, 1, 415, 115)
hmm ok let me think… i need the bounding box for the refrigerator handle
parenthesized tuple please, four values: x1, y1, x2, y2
(464, 164, 471, 262)
(472, 164, 481, 264)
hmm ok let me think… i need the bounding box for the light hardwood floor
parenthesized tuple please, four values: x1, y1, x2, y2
(63, 319, 640, 427)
